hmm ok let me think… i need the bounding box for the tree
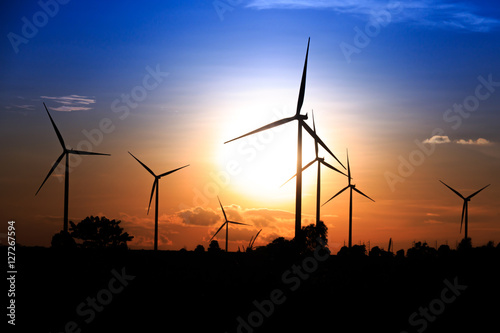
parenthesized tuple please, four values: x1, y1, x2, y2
(208, 240, 222, 253)
(407, 241, 437, 258)
(51, 230, 77, 249)
(69, 216, 133, 249)
(194, 244, 205, 253)
(457, 238, 472, 252)
(369, 246, 382, 257)
(301, 221, 328, 253)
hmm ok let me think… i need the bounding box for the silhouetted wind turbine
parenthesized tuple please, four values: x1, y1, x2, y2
(129, 152, 189, 251)
(210, 197, 250, 252)
(322, 150, 374, 248)
(247, 229, 262, 251)
(224, 38, 345, 240)
(35, 103, 110, 232)
(439, 180, 490, 241)
(282, 110, 347, 225)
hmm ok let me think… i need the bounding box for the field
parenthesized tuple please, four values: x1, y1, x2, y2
(10, 245, 500, 332)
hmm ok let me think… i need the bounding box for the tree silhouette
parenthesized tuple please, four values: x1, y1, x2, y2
(301, 220, 328, 253)
(338, 244, 366, 256)
(407, 241, 437, 258)
(194, 244, 205, 253)
(369, 245, 382, 257)
(69, 216, 133, 249)
(208, 240, 222, 253)
(51, 230, 77, 249)
(457, 237, 472, 251)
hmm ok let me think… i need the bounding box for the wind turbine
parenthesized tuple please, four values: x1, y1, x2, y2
(129, 152, 189, 251)
(210, 197, 250, 252)
(224, 38, 345, 240)
(322, 150, 374, 248)
(281, 110, 348, 225)
(35, 103, 110, 232)
(247, 229, 262, 252)
(439, 180, 490, 241)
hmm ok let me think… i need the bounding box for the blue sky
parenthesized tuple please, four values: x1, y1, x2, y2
(1, 0, 499, 250)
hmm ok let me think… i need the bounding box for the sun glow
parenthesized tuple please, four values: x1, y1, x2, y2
(218, 114, 321, 207)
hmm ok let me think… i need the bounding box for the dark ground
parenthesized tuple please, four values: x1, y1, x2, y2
(6, 245, 500, 333)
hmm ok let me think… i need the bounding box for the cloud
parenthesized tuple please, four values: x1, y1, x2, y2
(13, 104, 35, 110)
(423, 135, 451, 144)
(455, 138, 491, 145)
(177, 206, 221, 226)
(246, 0, 500, 32)
(41, 94, 96, 111)
(422, 136, 492, 145)
(424, 219, 443, 224)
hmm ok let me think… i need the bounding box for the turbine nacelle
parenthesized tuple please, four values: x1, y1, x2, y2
(295, 113, 308, 121)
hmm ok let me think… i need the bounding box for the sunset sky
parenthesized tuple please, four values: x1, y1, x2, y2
(1, 0, 499, 253)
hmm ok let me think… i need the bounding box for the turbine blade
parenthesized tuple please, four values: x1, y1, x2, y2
(439, 180, 465, 199)
(248, 235, 254, 248)
(296, 37, 310, 116)
(347, 149, 351, 181)
(322, 186, 349, 206)
(69, 149, 110, 156)
(353, 187, 375, 202)
(35, 152, 66, 195)
(251, 229, 262, 247)
(43, 103, 65, 149)
(312, 110, 319, 158)
(158, 164, 190, 178)
(129, 152, 156, 177)
(224, 117, 295, 144)
(217, 196, 228, 222)
(301, 120, 345, 169)
(228, 221, 250, 226)
(280, 158, 317, 187)
(210, 222, 227, 242)
(467, 184, 490, 199)
(147, 179, 157, 215)
(321, 160, 348, 177)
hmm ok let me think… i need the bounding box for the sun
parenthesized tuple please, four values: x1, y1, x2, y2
(218, 118, 318, 207)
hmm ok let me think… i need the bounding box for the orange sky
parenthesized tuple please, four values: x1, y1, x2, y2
(2, 2, 500, 253)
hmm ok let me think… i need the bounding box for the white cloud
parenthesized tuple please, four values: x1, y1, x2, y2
(246, 0, 500, 32)
(423, 135, 451, 144)
(455, 138, 491, 145)
(48, 106, 93, 112)
(41, 94, 96, 111)
(422, 136, 492, 145)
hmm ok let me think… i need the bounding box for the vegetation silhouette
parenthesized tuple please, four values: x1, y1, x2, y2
(50, 230, 77, 249)
(208, 239, 222, 253)
(69, 216, 133, 249)
(194, 244, 205, 253)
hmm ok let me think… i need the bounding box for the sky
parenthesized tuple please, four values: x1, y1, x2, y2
(1, 0, 499, 253)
